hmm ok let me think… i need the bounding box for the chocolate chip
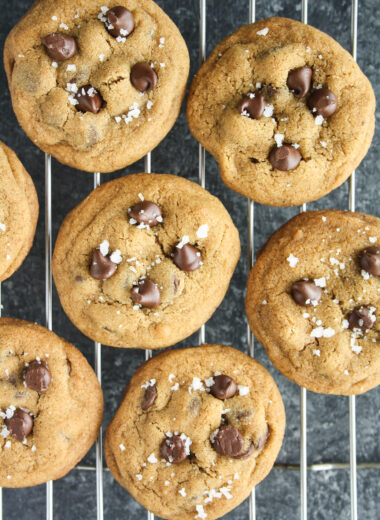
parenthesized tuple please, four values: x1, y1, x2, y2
(255, 429, 270, 452)
(291, 280, 323, 306)
(250, 158, 259, 164)
(161, 434, 188, 463)
(211, 425, 245, 458)
(141, 384, 157, 410)
(75, 275, 85, 282)
(235, 410, 252, 421)
(238, 92, 267, 119)
(269, 145, 302, 171)
(130, 63, 158, 93)
(210, 375, 237, 400)
(67, 359, 72, 375)
(173, 244, 202, 272)
(348, 306, 374, 331)
(232, 442, 254, 460)
(90, 249, 117, 280)
(75, 85, 103, 114)
(128, 201, 162, 226)
(287, 66, 312, 98)
(106, 6, 135, 38)
(360, 246, 380, 276)
(42, 33, 77, 61)
(24, 361, 51, 392)
(307, 87, 337, 118)
(131, 279, 161, 308)
(5, 409, 33, 443)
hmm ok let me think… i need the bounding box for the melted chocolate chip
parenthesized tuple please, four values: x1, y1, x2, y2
(131, 279, 161, 308)
(307, 87, 337, 118)
(348, 306, 374, 331)
(211, 425, 245, 458)
(238, 92, 267, 119)
(75, 85, 103, 114)
(360, 246, 380, 276)
(128, 201, 162, 226)
(161, 434, 188, 463)
(287, 66, 312, 97)
(67, 359, 72, 375)
(24, 361, 51, 392)
(5, 409, 33, 443)
(106, 6, 135, 38)
(141, 384, 157, 410)
(232, 443, 254, 460)
(42, 33, 77, 61)
(90, 249, 117, 280)
(269, 145, 302, 171)
(130, 63, 158, 93)
(291, 280, 323, 306)
(255, 429, 270, 452)
(210, 375, 237, 400)
(173, 244, 202, 272)
(75, 275, 85, 282)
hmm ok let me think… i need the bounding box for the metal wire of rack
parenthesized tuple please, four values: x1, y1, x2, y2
(0, 0, 377, 519)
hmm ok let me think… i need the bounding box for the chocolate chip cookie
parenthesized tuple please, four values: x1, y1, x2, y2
(0, 141, 38, 282)
(0, 318, 103, 487)
(4, 1, 189, 173)
(105, 344, 285, 520)
(52, 174, 240, 349)
(246, 210, 380, 395)
(187, 17, 375, 206)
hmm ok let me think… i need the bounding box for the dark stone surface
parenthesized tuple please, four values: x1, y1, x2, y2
(1, 0, 379, 519)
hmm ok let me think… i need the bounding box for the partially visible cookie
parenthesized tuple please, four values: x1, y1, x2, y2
(187, 17, 375, 206)
(105, 344, 285, 520)
(246, 210, 380, 395)
(0, 318, 103, 487)
(0, 141, 38, 282)
(52, 174, 240, 349)
(4, 1, 189, 172)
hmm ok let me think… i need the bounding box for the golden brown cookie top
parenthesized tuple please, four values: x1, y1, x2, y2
(0, 318, 103, 488)
(246, 210, 380, 395)
(0, 141, 38, 282)
(105, 345, 285, 520)
(4, 1, 189, 172)
(187, 17, 375, 206)
(52, 174, 240, 349)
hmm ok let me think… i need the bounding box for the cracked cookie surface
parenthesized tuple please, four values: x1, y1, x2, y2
(105, 344, 285, 520)
(0, 318, 103, 487)
(0, 141, 38, 282)
(4, 0, 189, 173)
(246, 210, 380, 395)
(52, 174, 240, 349)
(187, 17, 375, 206)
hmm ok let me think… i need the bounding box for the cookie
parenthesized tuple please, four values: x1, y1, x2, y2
(187, 17, 375, 207)
(105, 344, 285, 520)
(4, 1, 189, 173)
(0, 141, 38, 282)
(52, 174, 240, 349)
(0, 318, 103, 487)
(246, 210, 380, 395)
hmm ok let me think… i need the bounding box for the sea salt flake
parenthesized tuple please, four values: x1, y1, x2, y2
(361, 269, 370, 280)
(52, 61, 58, 68)
(59, 23, 69, 30)
(287, 254, 299, 268)
(141, 379, 156, 389)
(320, 141, 327, 148)
(136, 474, 143, 480)
(369, 237, 377, 243)
(274, 133, 284, 147)
(188, 377, 205, 393)
(238, 385, 249, 396)
(204, 377, 215, 388)
(99, 240, 109, 256)
(313, 349, 321, 357)
(195, 505, 207, 519)
(0, 223, 6, 232)
(147, 453, 158, 463)
(99, 54, 105, 62)
(315, 115, 324, 125)
(257, 27, 269, 36)
(66, 64, 76, 72)
(179, 488, 186, 497)
(119, 444, 126, 451)
(110, 250, 122, 264)
(196, 224, 209, 239)
(263, 104, 274, 117)
(177, 236, 190, 249)
(314, 277, 326, 287)
(52, 15, 58, 21)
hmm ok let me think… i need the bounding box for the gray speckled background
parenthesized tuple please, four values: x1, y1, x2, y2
(1, 0, 379, 519)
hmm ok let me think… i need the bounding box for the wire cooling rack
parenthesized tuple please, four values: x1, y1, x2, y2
(0, 0, 379, 519)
